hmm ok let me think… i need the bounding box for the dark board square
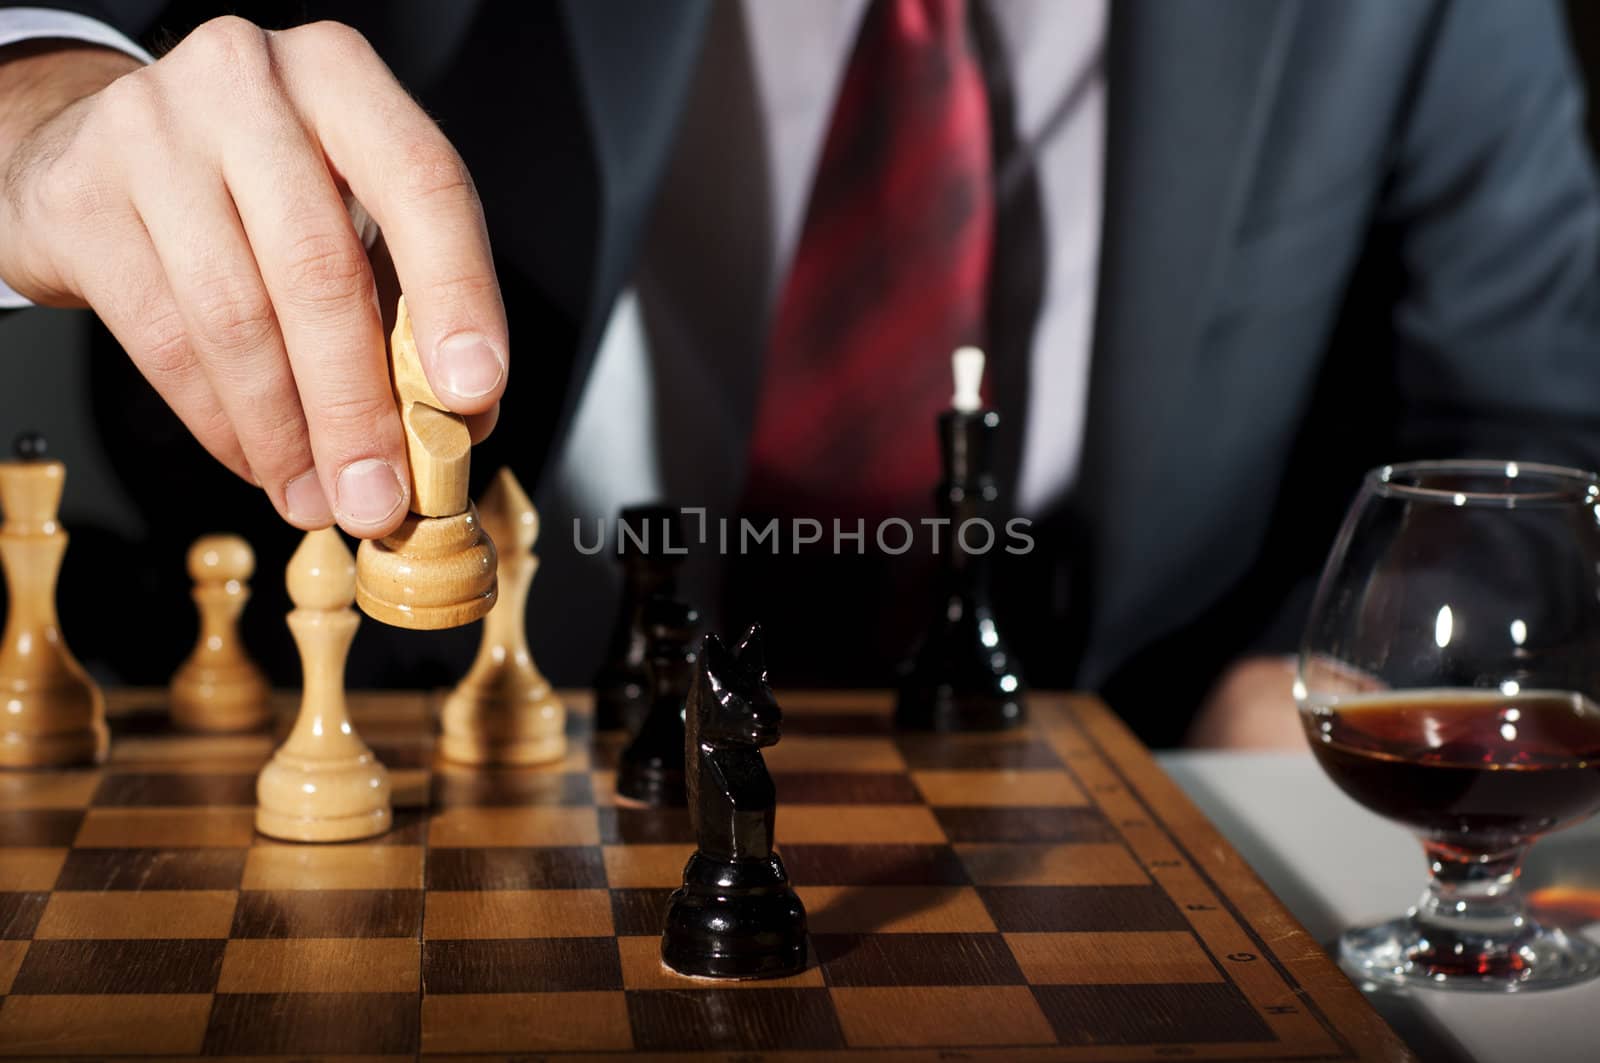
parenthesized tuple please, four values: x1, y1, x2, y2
(204, 992, 418, 1055)
(782, 712, 895, 735)
(816, 933, 1024, 987)
(0, 892, 48, 939)
(598, 807, 696, 845)
(426, 847, 607, 890)
(935, 807, 1118, 844)
(55, 848, 247, 891)
(91, 772, 256, 807)
(978, 886, 1187, 932)
(0, 810, 82, 847)
(627, 988, 845, 1052)
(772, 773, 921, 804)
(781, 844, 969, 886)
(609, 888, 675, 936)
(366, 742, 432, 768)
(231, 889, 423, 938)
(896, 735, 1063, 770)
(12, 939, 224, 994)
(432, 770, 594, 808)
(424, 938, 622, 993)
(106, 705, 179, 736)
(1033, 983, 1275, 1045)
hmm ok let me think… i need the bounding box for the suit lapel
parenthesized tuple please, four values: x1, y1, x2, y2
(558, 0, 713, 344)
(1076, 0, 1297, 675)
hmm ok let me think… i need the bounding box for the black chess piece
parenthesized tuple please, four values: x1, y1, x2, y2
(662, 624, 807, 979)
(594, 505, 687, 732)
(896, 369, 1026, 731)
(13, 431, 46, 461)
(614, 596, 699, 806)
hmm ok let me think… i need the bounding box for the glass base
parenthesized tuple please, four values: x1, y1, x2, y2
(1340, 915, 1600, 992)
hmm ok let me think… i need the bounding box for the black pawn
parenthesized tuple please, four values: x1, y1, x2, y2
(662, 624, 807, 979)
(896, 403, 1026, 731)
(12, 431, 47, 462)
(615, 597, 699, 806)
(594, 505, 687, 732)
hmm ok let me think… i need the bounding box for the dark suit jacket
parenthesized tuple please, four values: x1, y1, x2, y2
(16, 0, 1600, 743)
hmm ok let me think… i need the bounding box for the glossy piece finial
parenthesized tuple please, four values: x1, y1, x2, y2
(12, 431, 46, 462)
(898, 352, 1026, 731)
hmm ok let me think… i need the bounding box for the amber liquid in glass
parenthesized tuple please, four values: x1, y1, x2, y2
(1301, 689, 1600, 841)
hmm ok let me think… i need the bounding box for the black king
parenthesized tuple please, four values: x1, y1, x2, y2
(897, 346, 1027, 730)
(660, 624, 808, 979)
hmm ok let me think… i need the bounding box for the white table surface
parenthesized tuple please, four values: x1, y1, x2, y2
(1157, 751, 1600, 1063)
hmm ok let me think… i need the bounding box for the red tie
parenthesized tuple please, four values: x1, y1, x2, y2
(744, 0, 994, 520)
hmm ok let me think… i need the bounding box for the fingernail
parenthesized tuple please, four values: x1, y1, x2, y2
(284, 470, 333, 526)
(335, 459, 405, 528)
(434, 332, 505, 400)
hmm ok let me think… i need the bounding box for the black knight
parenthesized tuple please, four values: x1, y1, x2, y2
(660, 624, 808, 978)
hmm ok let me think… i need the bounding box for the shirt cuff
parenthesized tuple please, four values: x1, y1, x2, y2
(0, 7, 153, 308)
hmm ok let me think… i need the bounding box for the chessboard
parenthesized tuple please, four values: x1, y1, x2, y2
(0, 688, 1409, 1060)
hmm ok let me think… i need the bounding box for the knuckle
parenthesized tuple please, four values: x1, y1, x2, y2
(236, 422, 312, 481)
(314, 389, 396, 440)
(134, 308, 192, 379)
(188, 275, 277, 355)
(227, 382, 311, 459)
(280, 231, 371, 311)
(392, 141, 476, 207)
(179, 16, 271, 77)
(293, 20, 376, 64)
(426, 271, 501, 308)
(189, 406, 242, 462)
(93, 71, 162, 131)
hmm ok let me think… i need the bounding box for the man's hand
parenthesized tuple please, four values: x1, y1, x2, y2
(1185, 655, 1308, 750)
(0, 18, 507, 536)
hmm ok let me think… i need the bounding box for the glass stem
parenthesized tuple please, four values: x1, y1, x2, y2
(1414, 840, 1530, 940)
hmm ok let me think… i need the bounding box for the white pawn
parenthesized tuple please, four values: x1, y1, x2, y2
(439, 468, 566, 765)
(256, 528, 390, 842)
(170, 534, 270, 733)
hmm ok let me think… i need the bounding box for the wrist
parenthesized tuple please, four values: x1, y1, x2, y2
(0, 41, 138, 179)
(0, 42, 139, 303)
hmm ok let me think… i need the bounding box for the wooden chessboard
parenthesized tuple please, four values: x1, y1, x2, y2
(0, 689, 1409, 1060)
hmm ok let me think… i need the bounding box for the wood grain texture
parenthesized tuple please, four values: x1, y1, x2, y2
(353, 298, 497, 630)
(0, 994, 212, 1055)
(0, 687, 1414, 1061)
(217, 938, 420, 992)
(389, 296, 470, 517)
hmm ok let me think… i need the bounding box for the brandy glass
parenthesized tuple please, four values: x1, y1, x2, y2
(1298, 460, 1600, 991)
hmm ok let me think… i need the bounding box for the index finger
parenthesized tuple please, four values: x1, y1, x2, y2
(272, 22, 508, 417)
